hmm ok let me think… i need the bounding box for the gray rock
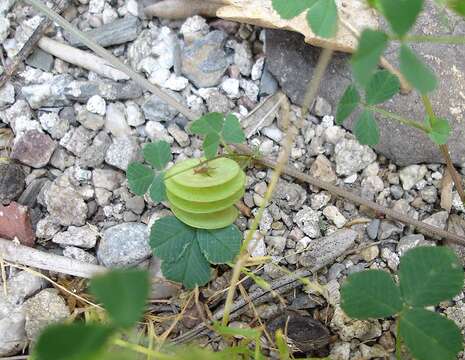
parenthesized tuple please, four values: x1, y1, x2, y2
(273, 180, 307, 211)
(127, 29, 153, 70)
(293, 206, 321, 238)
(265, 236, 286, 255)
(182, 30, 229, 88)
(334, 139, 376, 176)
(97, 223, 151, 267)
(11, 130, 56, 168)
(423, 211, 449, 233)
(366, 219, 380, 240)
(310, 154, 337, 183)
(45, 181, 87, 226)
(23, 288, 70, 341)
(78, 131, 111, 168)
(390, 185, 404, 199)
(60, 126, 94, 157)
(399, 165, 427, 191)
(265, 3, 465, 166)
(26, 48, 54, 72)
(446, 214, 465, 266)
(233, 41, 253, 76)
(420, 185, 438, 204)
(50, 147, 75, 170)
(52, 225, 98, 249)
(64, 80, 143, 103)
(18, 178, 48, 208)
(76, 108, 104, 131)
(66, 16, 140, 48)
(378, 221, 403, 240)
(142, 94, 180, 122)
(397, 234, 434, 256)
(63, 246, 98, 264)
(105, 135, 141, 170)
(92, 168, 124, 190)
(39, 112, 69, 139)
(21, 75, 72, 109)
(0, 82, 15, 106)
(300, 229, 358, 268)
(0, 163, 25, 204)
(259, 65, 279, 97)
(105, 102, 130, 136)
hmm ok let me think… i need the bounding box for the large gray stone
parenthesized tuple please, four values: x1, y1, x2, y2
(266, 1, 465, 166)
(97, 223, 151, 267)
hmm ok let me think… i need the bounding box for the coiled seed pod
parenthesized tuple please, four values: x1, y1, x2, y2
(165, 158, 245, 229)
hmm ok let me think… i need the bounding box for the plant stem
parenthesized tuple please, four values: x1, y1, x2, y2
(367, 105, 429, 132)
(395, 320, 402, 360)
(396, 34, 465, 44)
(421, 95, 465, 204)
(221, 48, 334, 327)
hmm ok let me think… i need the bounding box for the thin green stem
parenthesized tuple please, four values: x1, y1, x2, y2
(421, 94, 435, 120)
(396, 320, 402, 360)
(367, 105, 429, 132)
(393, 34, 465, 45)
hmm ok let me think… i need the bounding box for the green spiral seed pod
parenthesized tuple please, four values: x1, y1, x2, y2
(165, 158, 245, 229)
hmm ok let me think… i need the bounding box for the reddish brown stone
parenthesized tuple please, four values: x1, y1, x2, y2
(0, 202, 35, 246)
(11, 130, 56, 168)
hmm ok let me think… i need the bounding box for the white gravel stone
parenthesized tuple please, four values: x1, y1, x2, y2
(399, 164, 428, 190)
(323, 205, 347, 228)
(86, 95, 106, 115)
(221, 78, 240, 98)
(125, 101, 145, 127)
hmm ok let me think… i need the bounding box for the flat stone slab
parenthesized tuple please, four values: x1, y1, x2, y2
(266, 0, 465, 166)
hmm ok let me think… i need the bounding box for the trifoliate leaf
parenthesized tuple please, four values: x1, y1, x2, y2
(354, 110, 380, 146)
(306, 0, 338, 38)
(203, 132, 220, 159)
(399, 45, 437, 94)
(222, 114, 245, 144)
(400, 308, 463, 360)
(379, 0, 424, 36)
(271, 0, 316, 19)
(190, 112, 224, 135)
(161, 236, 211, 289)
(341, 270, 402, 319)
(197, 225, 242, 264)
(90, 269, 149, 328)
(149, 173, 166, 202)
(143, 141, 171, 171)
(399, 246, 464, 307)
(34, 323, 113, 360)
(150, 216, 195, 262)
(126, 162, 153, 196)
(365, 70, 400, 105)
(336, 85, 360, 125)
(351, 29, 388, 86)
(428, 118, 451, 145)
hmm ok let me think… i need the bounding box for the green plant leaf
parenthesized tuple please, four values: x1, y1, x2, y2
(341, 270, 402, 319)
(149, 173, 166, 202)
(365, 70, 400, 105)
(190, 112, 224, 136)
(203, 132, 220, 159)
(222, 114, 245, 144)
(212, 321, 261, 339)
(34, 323, 114, 360)
(400, 308, 463, 360)
(354, 110, 380, 145)
(336, 85, 360, 125)
(197, 225, 242, 264)
(306, 0, 338, 38)
(150, 216, 196, 262)
(379, 0, 424, 36)
(161, 237, 211, 289)
(446, 0, 465, 16)
(143, 141, 172, 171)
(428, 117, 451, 145)
(351, 29, 388, 86)
(399, 246, 464, 307)
(399, 45, 437, 94)
(271, 0, 315, 19)
(90, 269, 149, 328)
(126, 162, 154, 196)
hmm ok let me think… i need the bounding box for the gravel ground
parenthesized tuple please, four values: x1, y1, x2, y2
(0, 1, 464, 359)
